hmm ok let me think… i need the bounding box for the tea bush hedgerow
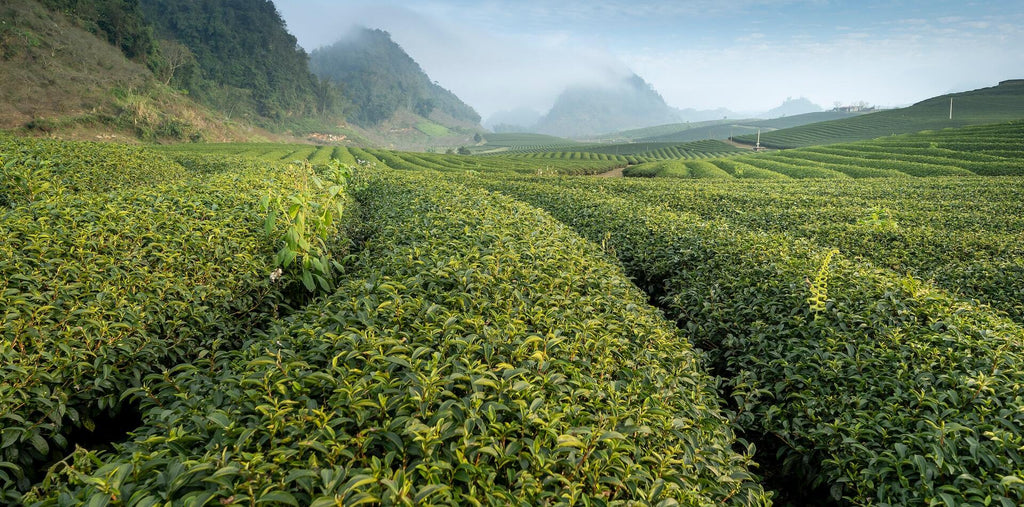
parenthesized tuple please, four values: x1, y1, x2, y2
(476, 178, 1024, 505)
(31, 171, 771, 505)
(0, 139, 353, 500)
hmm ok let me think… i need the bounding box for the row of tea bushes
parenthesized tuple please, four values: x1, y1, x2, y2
(1, 138, 186, 206)
(474, 177, 1024, 505)
(543, 176, 1024, 324)
(722, 121, 1024, 179)
(31, 171, 771, 505)
(0, 140, 353, 499)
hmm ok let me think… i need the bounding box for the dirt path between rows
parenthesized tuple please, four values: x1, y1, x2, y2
(596, 166, 625, 178)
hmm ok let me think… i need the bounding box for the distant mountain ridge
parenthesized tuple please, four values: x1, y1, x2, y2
(310, 28, 481, 129)
(761, 97, 823, 118)
(502, 75, 825, 138)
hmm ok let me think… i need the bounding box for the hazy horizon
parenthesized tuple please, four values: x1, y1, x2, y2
(274, 0, 1024, 121)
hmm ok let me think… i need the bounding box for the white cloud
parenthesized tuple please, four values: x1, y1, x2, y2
(275, 1, 635, 118)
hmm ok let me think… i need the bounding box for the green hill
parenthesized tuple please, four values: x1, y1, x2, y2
(310, 28, 481, 130)
(629, 112, 870, 143)
(0, 0, 259, 141)
(639, 123, 759, 143)
(0, 0, 350, 141)
(735, 80, 1024, 148)
(750, 110, 872, 130)
(574, 139, 746, 159)
(590, 119, 738, 142)
(138, 0, 341, 126)
(533, 74, 683, 138)
(625, 121, 1024, 180)
(583, 111, 869, 145)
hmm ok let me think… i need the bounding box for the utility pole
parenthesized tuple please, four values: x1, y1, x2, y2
(949, 97, 953, 120)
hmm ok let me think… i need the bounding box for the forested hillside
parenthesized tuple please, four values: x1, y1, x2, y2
(310, 28, 481, 128)
(39, 0, 157, 65)
(1, 0, 489, 144)
(0, 0, 256, 141)
(138, 0, 343, 124)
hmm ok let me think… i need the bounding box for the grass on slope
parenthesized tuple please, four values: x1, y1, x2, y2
(0, 0, 259, 142)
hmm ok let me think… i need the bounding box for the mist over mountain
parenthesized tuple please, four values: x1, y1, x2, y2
(484, 107, 544, 133)
(675, 107, 741, 122)
(761, 97, 823, 118)
(310, 28, 480, 129)
(532, 74, 684, 138)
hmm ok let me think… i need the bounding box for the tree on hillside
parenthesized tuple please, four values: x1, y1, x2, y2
(154, 39, 194, 86)
(414, 98, 435, 117)
(138, 0, 341, 122)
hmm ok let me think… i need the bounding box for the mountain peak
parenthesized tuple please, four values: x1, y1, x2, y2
(533, 73, 681, 138)
(310, 26, 480, 128)
(761, 97, 823, 118)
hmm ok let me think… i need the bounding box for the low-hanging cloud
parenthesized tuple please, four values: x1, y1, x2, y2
(275, 0, 1024, 119)
(276, 0, 635, 120)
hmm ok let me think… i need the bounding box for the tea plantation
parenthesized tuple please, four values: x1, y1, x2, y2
(3, 119, 1024, 505)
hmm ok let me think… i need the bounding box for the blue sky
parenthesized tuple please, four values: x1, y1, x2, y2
(274, 0, 1024, 119)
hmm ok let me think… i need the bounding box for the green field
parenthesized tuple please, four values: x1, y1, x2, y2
(414, 121, 451, 137)
(592, 119, 742, 142)
(734, 80, 1024, 148)
(580, 112, 871, 145)
(611, 121, 1023, 180)
(3, 118, 1024, 504)
(470, 132, 581, 153)
(571, 139, 746, 159)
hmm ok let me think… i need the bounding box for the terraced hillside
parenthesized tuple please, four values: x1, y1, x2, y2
(734, 80, 1024, 148)
(469, 132, 581, 154)
(632, 111, 871, 143)
(623, 121, 1023, 179)
(570, 139, 746, 159)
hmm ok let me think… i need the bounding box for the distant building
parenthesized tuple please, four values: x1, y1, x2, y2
(832, 105, 875, 113)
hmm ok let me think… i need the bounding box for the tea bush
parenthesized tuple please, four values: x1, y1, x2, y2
(31, 171, 770, 505)
(0, 139, 353, 499)
(1, 138, 186, 206)
(476, 178, 1024, 505)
